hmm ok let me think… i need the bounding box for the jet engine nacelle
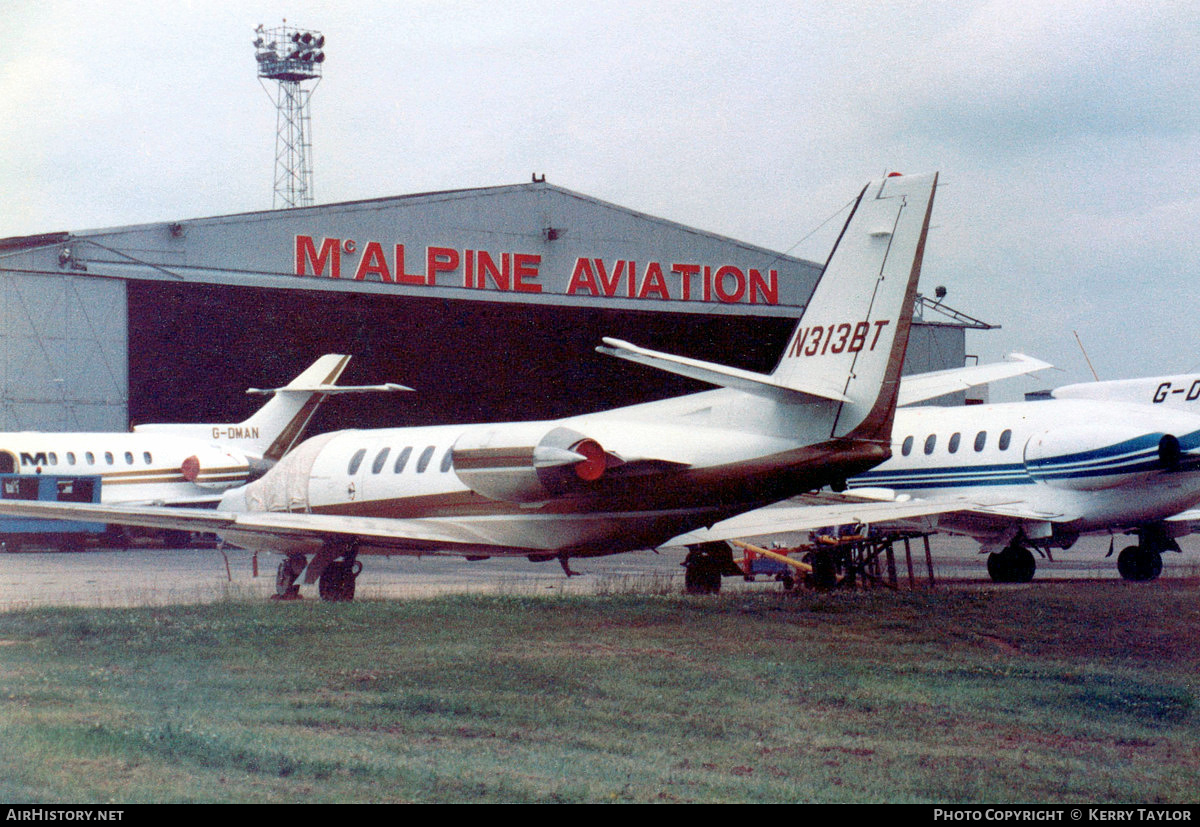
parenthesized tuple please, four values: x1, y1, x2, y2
(180, 447, 253, 490)
(452, 425, 610, 503)
(1024, 424, 1180, 491)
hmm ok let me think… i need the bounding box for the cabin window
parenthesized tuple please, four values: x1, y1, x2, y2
(143, 452, 152, 465)
(440, 448, 454, 473)
(124, 452, 134, 465)
(347, 448, 367, 475)
(66, 452, 76, 465)
(901, 436, 914, 456)
(948, 432, 961, 454)
(48, 453, 58, 466)
(393, 446, 412, 473)
(105, 452, 114, 465)
(86, 452, 95, 465)
(923, 435, 936, 455)
(416, 445, 435, 473)
(372, 447, 391, 474)
(999, 429, 1013, 451)
(974, 431, 987, 452)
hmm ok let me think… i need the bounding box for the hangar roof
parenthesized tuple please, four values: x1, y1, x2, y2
(0, 182, 823, 319)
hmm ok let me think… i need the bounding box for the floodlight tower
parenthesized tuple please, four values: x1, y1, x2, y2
(253, 22, 325, 208)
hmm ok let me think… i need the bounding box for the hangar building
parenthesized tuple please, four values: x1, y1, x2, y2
(0, 181, 990, 435)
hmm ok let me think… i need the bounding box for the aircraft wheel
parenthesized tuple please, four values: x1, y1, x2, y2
(1117, 546, 1163, 582)
(987, 544, 1036, 583)
(273, 553, 306, 600)
(682, 545, 726, 594)
(318, 560, 360, 602)
(1010, 545, 1036, 583)
(683, 559, 722, 594)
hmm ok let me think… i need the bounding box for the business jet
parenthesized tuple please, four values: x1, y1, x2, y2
(0, 354, 407, 509)
(678, 363, 1200, 585)
(0, 172, 940, 599)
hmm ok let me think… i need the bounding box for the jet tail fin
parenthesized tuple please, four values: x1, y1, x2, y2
(134, 354, 407, 461)
(596, 172, 937, 443)
(769, 172, 938, 440)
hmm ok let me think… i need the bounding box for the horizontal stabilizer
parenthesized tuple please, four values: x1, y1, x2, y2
(898, 353, 1052, 406)
(597, 338, 850, 404)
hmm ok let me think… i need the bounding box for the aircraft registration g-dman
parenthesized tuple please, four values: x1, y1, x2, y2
(0, 173, 939, 600)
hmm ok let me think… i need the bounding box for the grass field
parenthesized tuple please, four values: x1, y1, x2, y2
(1, 581, 1198, 803)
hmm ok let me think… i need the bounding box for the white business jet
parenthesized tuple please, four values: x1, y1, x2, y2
(0, 172, 939, 599)
(0, 354, 407, 508)
(678, 360, 1200, 584)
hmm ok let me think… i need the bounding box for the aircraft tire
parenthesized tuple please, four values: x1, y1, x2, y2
(318, 560, 359, 601)
(682, 545, 726, 595)
(1117, 546, 1162, 582)
(987, 545, 1036, 584)
(683, 561, 722, 595)
(274, 554, 306, 599)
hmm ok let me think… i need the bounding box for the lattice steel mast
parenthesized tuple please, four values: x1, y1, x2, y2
(254, 22, 325, 209)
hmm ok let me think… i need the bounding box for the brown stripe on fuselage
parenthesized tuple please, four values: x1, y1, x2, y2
(303, 437, 888, 521)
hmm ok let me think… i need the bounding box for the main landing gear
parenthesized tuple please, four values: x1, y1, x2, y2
(682, 542, 743, 594)
(272, 542, 363, 602)
(1114, 525, 1176, 582)
(986, 541, 1037, 584)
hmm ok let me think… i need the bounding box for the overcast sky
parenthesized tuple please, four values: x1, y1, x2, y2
(4, 1, 1199, 399)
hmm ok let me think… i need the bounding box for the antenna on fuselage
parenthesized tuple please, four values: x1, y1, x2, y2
(1073, 330, 1100, 382)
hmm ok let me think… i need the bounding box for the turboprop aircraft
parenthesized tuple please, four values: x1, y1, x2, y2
(0, 172, 940, 599)
(0, 354, 407, 508)
(675, 363, 1200, 584)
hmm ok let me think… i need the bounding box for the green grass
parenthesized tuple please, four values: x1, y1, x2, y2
(1, 583, 1198, 803)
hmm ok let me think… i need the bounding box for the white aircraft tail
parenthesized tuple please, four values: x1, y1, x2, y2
(598, 172, 937, 442)
(769, 172, 937, 439)
(133, 354, 378, 460)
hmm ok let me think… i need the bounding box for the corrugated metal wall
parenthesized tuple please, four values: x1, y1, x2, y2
(0, 273, 127, 430)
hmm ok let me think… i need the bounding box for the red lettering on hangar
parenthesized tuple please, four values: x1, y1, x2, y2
(295, 236, 542, 293)
(294, 236, 778, 304)
(564, 259, 778, 305)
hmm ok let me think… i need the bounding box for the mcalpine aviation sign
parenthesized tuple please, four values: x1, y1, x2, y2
(295, 235, 801, 311)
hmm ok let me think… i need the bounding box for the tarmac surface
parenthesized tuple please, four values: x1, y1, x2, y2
(1, 533, 1198, 611)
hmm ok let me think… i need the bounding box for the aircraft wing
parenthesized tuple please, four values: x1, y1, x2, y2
(0, 498, 564, 557)
(898, 353, 1052, 406)
(663, 489, 1080, 547)
(663, 496, 973, 546)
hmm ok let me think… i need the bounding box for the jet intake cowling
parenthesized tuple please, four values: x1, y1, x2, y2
(452, 426, 611, 502)
(1024, 425, 1178, 491)
(180, 447, 252, 490)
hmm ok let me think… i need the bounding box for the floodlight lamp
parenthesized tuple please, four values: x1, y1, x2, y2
(301, 32, 313, 44)
(315, 35, 325, 47)
(315, 52, 325, 63)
